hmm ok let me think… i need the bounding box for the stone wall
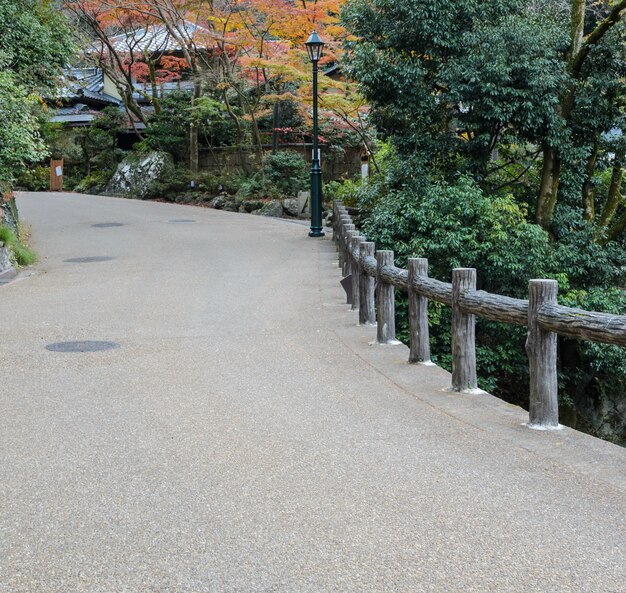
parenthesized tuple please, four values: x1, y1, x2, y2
(0, 197, 18, 278)
(198, 144, 361, 180)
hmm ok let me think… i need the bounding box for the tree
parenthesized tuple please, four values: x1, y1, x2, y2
(69, 0, 361, 173)
(536, 0, 626, 230)
(0, 0, 74, 190)
(343, 0, 626, 234)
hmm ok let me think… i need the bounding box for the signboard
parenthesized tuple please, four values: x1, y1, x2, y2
(50, 159, 63, 191)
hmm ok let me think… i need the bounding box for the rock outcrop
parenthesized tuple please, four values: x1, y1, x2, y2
(105, 152, 173, 199)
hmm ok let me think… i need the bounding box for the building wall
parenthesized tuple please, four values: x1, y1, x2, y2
(102, 73, 123, 101)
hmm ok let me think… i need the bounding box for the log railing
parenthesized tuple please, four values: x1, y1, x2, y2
(332, 201, 626, 430)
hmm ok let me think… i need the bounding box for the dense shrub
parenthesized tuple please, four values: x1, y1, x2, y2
(237, 150, 308, 199)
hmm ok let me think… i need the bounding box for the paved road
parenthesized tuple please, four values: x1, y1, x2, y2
(1, 192, 625, 593)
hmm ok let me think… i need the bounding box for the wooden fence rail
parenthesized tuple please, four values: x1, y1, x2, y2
(332, 200, 626, 430)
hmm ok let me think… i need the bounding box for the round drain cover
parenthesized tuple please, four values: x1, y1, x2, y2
(168, 219, 196, 223)
(46, 340, 120, 353)
(92, 223, 124, 228)
(64, 256, 114, 263)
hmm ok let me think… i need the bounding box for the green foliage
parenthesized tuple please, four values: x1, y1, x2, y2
(144, 93, 238, 161)
(76, 107, 126, 177)
(365, 175, 551, 292)
(0, 73, 47, 187)
(0, 224, 36, 266)
(0, 0, 74, 92)
(73, 170, 113, 195)
(238, 150, 308, 199)
(0, 0, 73, 188)
(17, 164, 50, 191)
(142, 167, 223, 202)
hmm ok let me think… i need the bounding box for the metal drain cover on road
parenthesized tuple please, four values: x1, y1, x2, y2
(168, 219, 196, 223)
(92, 223, 124, 228)
(45, 341, 120, 353)
(64, 256, 115, 263)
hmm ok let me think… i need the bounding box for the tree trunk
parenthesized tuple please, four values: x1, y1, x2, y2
(581, 143, 599, 222)
(605, 207, 626, 243)
(598, 160, 624, 231)
(147, 56, 161, 115)
(536, 145, 561, 230)
(271, 102, 280, 154)
(189, 76, 201, 176)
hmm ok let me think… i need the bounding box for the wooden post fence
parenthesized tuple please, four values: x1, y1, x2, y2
(408, 258, 430, 363)
(376, 250, 396, 344)
(527, 279, 559, 428)
(332, 201, 626, 430)
(452, 268, 477, 391)
(359, 242, 376, 325)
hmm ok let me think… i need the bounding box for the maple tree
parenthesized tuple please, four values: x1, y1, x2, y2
(68, 0, 367, 173)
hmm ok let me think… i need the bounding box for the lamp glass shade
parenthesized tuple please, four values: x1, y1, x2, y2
(305, 30, 325, 62)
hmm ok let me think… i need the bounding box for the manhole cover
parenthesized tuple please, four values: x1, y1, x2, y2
(92, 222, 124, 228)
(64, 256, 114, 263)
(46, 340, 120, 353)
(168, 219, 196, 223)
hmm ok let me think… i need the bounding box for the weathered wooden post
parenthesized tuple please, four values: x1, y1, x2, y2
(338, 214, 351, 269)
(350, 235, 364, 310)
(341, 223, 355, 277)
(451, 268, 477, 391)
(526, 279, 559, 428)
(344, 229, 359, 303)
(408, 258, 431, 363)
(376, 250, 396, 343)
(333, 201, 346, 243)
(359, 242, 376, 325)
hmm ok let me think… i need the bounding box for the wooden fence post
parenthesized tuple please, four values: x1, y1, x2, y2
(336, 206, 347, 241)
(376, 250, 396, 344)
(408, 258, 431, 363)
(333, 201, 345, 243)
(526, 279, 559, 428)
(341, 223, 355, 276)
(345, 230, 359, 303)
(338, 214, 351, 269)
(359, 242, 376, 325)
(452, 268, 477, 391)
(350, 235, 364, 310)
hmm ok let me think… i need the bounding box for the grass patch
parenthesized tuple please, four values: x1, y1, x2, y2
(0, 225, 16, 247)
(14, 243, 36, 265)
(0, 224, 37, 266)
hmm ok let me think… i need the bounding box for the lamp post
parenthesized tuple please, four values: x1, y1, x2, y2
(305, 30, 325, 237)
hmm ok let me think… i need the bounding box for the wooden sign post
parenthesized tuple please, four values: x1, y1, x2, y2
(50, 159, 63, 191)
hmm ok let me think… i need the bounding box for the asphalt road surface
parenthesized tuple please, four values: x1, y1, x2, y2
(1, 192, 624, 593)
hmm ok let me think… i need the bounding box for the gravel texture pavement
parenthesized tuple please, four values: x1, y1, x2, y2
(1, 191, 624, 593)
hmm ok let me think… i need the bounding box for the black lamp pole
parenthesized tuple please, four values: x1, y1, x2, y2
(305, 30, 325, 238)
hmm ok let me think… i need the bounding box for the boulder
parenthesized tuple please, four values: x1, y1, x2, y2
(283, 198, 300, 217)
(241, 200, 265, 213)
(104, 151, 173, 199)
(297, 190, 310, 215)
(211, 194, 228, 209)
(259, 199, 283, 217)
(212, 192, 237, 211)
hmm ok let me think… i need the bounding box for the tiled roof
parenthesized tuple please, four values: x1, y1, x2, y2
(53, 68, 122, 105)
(105, 21, 211, 54)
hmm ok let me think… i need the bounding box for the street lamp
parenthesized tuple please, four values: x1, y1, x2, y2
(305, 30, 325, 237)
